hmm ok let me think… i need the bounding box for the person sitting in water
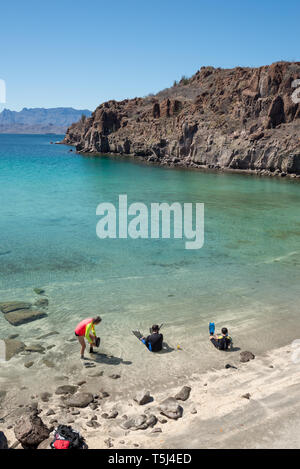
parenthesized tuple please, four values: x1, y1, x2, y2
(74, 316, 102, 359)
(210, 327, 232, 351)
(141, 324, 163, 352)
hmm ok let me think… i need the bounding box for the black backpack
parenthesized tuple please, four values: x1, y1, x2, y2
(51, 425, 88, 449)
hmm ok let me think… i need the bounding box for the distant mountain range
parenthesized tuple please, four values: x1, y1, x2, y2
(0, 107, 92, 134)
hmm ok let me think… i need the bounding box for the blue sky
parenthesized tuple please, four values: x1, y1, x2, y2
(0, 0, 299, 111)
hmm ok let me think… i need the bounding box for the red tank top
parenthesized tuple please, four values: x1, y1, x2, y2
(75, 318, 93, 336)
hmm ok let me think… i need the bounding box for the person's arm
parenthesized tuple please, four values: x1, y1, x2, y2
(85, 322, 96, 345)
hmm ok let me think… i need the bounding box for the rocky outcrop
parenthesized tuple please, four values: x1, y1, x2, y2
(0, 301, 47, 326)
(62, 62, 300, 176)
(14, 410, 50, 449)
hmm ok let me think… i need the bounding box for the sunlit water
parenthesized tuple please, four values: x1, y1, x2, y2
(0, 134, 300, 398)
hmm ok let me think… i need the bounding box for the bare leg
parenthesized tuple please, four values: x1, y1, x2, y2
(77, 336, 86, 358)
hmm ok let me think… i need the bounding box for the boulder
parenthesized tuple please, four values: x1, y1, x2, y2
(159, 397, 183, 420)
(3, 339, 26, 360)
(3, 309, 47, 326)
(14, 411, 50, 449)
(37, 436, 52, 449)
(65, 392, 94, 408)
(134, 390, 153, 405)
(175, 386, 191, 401)
(0, 301, 31, 313)
(34, 288, 45, 295)
(34, 298, 49, 308)
(0, 431, 8, 449)
(120, 414, 149, 430)
(25, 344, 46, 354)
(240, 351, 255, 363)
(55, 385, 78, 395)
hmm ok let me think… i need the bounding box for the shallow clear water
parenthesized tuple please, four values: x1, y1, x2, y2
(0, 134, 300, 394)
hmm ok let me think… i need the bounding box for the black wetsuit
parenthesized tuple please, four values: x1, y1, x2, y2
(211, 335, 232, 351)
(145, 333, 163, 352)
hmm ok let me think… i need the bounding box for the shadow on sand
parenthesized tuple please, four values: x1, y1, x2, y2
(87, 352, 132, 366)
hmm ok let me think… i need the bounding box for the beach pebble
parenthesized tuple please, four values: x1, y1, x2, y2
(175, 386, 191, 401)
(98, 391, 109, 399)
(77, 380, 87, 386)
(157, 415, 167, 424)
(46, 409, 55, 416)
(40, 392, 52, 402)
(240, 351, 255, 363)
(104, 437, 114, 448)
(190, 408, 197, 414)
(159, 397, 183, 420)
(55, 385, 78, 395)
(24, 361, 34, 368)
(134, 390, 153, 405)
(65, 392, 94, 408)
(109, 374, 121, 379)
(107, 410, 118, 419)
(241, 393, 251, 400)
(151, 427, 162, 433)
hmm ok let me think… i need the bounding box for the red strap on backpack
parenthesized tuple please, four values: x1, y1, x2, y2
(53, 439, 70, 449)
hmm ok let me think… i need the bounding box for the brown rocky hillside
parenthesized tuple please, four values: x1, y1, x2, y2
(62, 62, 300, 176)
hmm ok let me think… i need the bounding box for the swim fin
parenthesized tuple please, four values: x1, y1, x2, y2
(209, 322, 215, 335)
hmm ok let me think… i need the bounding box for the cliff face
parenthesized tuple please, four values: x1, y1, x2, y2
(63, 62, 300, 176)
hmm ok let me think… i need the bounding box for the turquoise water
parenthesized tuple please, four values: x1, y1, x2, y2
(0, 134, 300, 392)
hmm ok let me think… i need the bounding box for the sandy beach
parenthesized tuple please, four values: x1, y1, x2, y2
(1, 341, 300, 449)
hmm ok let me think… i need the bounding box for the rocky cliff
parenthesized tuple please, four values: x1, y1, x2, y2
(62, 62, 300, 176)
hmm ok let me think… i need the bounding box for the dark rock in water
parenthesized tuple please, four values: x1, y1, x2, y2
(65, 392, 94, 408)
(46, 345, 56, 350)
(77, 380, 86, 386)
(25, 344, 46, 354)
(0, 301, 31, 313)
(42, 358, 55, 368)
(37, 331, 59, 340)
(8, 334, 19, 339)
(34, 298, 49, 308)
(175, 386, 191, 401)
(0, 431, 8, 449)
(3, 339, 26, 360)
(34, 288, 45, 295)
(134, 390, 153, 405)
(55, 385, 78, 395)
(240, 351, 255, 363)
(24, 361, 34, 369)
(159, 397, 183, 420)
(3, 309, 47, 326)
(14, 411, 50, 449)
(40, 392, 52, 402)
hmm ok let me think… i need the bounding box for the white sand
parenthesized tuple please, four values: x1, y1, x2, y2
(2, 343, 300, 449)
